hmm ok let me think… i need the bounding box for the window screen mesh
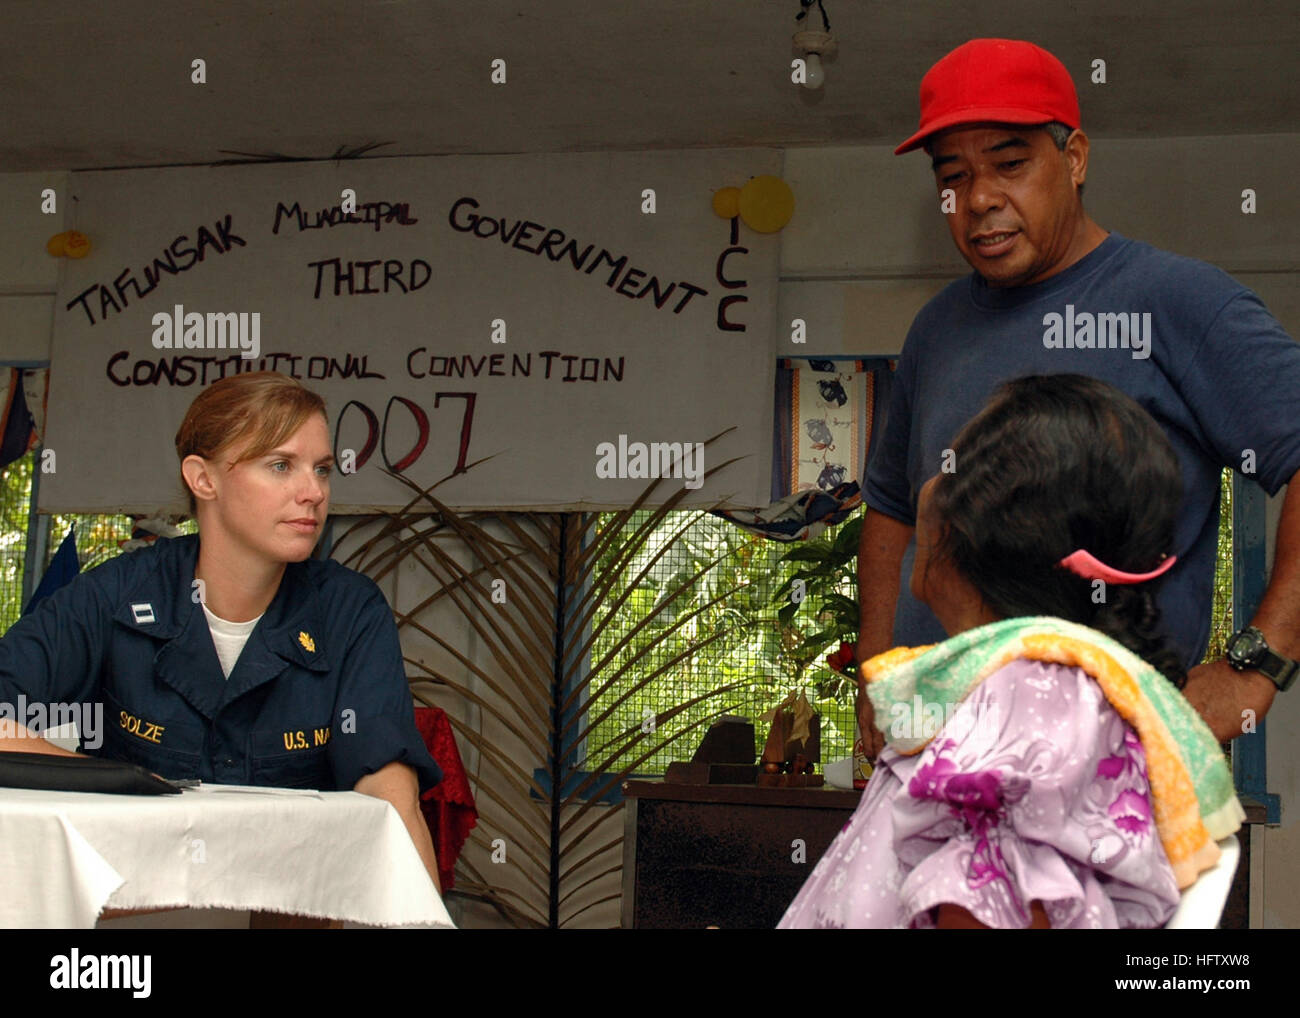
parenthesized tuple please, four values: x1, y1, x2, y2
(583, 509, 858, 776)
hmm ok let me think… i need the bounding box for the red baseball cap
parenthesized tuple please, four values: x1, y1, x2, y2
(895, 39, 1080, 155)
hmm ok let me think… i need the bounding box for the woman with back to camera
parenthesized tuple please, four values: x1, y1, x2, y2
(0, 371, 443, 891)
(780, 373, 1242, 928)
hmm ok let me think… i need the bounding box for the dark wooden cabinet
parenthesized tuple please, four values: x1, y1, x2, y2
(620, 780, 860, 929)
(621, 781, 1264, 929)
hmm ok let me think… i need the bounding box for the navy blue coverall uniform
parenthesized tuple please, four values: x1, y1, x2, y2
(0, 533, 442, 792)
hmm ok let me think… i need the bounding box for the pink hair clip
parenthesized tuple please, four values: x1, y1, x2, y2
(1058, 549, 1177, 585)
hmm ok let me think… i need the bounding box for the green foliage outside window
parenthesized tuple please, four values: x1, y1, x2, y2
(584, 509, 861, 775)
(0, 450, 195, 635)
(1206, 467, 1234, 664)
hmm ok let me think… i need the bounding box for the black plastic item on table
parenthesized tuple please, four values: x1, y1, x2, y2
(0, 751, 183, 795)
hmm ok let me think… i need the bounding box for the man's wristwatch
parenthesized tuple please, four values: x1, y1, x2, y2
(1225, 626, 1299, 691)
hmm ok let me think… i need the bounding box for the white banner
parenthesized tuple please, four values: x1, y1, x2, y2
(42, 151, 781, 513)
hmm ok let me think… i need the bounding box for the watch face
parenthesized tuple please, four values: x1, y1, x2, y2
(1230, 629, 1267, 668)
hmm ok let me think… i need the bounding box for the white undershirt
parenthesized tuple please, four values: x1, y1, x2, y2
(202, 603, 264, 679)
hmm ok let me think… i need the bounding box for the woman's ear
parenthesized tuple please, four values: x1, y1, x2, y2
(181, 454, 218, 507)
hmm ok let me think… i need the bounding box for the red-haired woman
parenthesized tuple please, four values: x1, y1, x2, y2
(0, 371, 443, 892)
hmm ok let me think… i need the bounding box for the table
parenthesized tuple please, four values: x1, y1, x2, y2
(621, 780, 860, 928)
(0, 784, 455, 929)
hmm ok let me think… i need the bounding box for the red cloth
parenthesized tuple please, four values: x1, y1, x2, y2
(415, 706, 477, 892)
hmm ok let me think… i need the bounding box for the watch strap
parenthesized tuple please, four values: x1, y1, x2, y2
(1260, 648, 1299, 691)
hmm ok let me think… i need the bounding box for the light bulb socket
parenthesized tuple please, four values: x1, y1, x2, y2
(793, 29, 836, 58)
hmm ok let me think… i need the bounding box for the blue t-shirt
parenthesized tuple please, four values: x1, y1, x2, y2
(865, 232, 1300, 669)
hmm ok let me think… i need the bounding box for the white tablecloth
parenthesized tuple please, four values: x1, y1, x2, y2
(0, 784, 455, 929)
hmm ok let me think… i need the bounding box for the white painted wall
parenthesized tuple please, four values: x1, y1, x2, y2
(0, 172, 67, 362)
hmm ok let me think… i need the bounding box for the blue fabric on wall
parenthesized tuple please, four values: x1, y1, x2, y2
(0, 369, 36, 470)
(23, 527, 80, 617)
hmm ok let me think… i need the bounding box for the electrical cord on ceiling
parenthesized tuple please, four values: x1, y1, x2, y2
(796, 0, 830, 32)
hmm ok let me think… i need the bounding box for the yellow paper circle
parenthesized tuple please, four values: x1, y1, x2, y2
(738, 175, 795, 233)
(46, 232, 68, 257)
(712, 187, 741, 219)
(63, 231, 91, 259)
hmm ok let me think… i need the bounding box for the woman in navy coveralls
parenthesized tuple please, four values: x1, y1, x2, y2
(0, 371, 444, 891)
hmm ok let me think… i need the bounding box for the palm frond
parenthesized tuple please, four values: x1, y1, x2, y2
(340, 434, 753, 927)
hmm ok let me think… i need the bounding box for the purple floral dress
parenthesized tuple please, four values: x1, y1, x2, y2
(778, 659, 1181, 928)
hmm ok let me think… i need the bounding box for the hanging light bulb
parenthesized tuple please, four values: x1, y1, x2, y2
(792, 1, 835, 91)
(803, 51, 825, 90)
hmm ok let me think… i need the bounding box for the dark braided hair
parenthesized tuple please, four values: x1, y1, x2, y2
(926, 373, 1186, 689)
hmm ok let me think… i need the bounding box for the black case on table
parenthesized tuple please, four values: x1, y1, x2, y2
(0, 751, 182, 795)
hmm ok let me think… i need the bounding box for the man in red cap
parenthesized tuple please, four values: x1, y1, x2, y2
(857, 38, 1300, 754)
(892, 38, 1105, 291)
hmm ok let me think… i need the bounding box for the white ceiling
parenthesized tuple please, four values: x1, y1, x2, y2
(2, 0, 1297, 173)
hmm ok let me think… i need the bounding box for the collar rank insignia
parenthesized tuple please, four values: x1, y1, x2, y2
(131, 603, 156, 625)
(298, 631, 315, 653)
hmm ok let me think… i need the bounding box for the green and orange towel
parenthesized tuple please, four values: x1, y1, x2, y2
(860, 616, 1245, 890)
